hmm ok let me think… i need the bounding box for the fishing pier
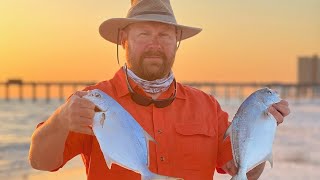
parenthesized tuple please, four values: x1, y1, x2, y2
(1, 79, 320, 103)
(185, 82, 320, 103)
(0, 79, 95, 102)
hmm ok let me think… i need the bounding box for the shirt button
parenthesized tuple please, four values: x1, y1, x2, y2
(160, 156, 165, 162)
(157, 129, 162, 134)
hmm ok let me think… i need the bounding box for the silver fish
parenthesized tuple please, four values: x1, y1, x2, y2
(224, 87, 282, 180)
(83, 89, 182, 180)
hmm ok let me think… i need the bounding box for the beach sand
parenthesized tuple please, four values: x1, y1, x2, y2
(23, 157, 86, 180)
(29, 167, 86, 180)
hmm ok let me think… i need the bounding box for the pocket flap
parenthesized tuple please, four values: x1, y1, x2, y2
(175, 123, 215, 137)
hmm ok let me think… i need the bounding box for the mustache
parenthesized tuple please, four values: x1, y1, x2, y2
(141, 50, 167, 60)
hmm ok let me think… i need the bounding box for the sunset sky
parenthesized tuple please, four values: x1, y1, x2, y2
(1, 0, 319, 83)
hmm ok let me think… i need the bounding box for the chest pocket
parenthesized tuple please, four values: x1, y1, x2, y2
(174, 123, 216, 171)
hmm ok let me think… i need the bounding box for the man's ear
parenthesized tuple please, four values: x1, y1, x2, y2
(119, 30, 127, 49)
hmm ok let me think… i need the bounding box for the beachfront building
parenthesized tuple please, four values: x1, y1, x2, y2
(297, 54, 320, 96)
(298, 54, 320, 84)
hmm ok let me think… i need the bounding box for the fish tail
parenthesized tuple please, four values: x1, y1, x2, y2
(142, 173, 183, 180)
(230, 168, 248, 180)
(230, 174, 248, 180)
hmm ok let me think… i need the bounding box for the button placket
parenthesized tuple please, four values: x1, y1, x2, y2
(153, 107, 169, 167)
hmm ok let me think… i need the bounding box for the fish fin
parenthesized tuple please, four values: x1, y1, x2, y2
(267, 153, 273, 168)
(142, 173, 183, 180)
(230, 174, 248, 180)
(143, 130, 156, 143)
(104, 155, 114, 169)
(247, 153, 274, 172)
(99, 112, 106, 128)
(143, 130, 156, 167)
(146, 139, 151, 167)
(223, 124, 232, 140)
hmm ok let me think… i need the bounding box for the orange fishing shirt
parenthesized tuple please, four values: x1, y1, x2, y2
(46, 68, 233, 180)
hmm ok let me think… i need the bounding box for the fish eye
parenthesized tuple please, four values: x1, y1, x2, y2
(94, 92, 102, 98)
(268, 91, 272, 94)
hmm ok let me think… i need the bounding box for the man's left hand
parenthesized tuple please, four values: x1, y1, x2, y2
(268, 100, 290, 125)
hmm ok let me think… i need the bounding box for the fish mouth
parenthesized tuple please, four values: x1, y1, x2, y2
(94, 103, 109, 113)
(272, 89, 282, 103)
(94, 106, 103, 112)
(274, 96, 282, 104)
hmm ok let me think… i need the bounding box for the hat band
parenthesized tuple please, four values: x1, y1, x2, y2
(128, 11, 173, 17)
(128, 14, 177, 24)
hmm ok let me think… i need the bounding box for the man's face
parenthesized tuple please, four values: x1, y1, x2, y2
(121, 22, 177, 81)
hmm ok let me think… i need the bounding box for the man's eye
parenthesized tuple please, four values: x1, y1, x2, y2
(140, 32, 148, 36)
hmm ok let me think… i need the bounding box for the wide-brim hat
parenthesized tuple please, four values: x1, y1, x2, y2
(99, 0, 202, 44)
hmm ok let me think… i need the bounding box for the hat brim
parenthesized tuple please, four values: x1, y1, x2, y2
(99, 17, 202, 44)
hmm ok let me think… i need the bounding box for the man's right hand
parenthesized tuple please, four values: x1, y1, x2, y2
(54, 91, 96, 135)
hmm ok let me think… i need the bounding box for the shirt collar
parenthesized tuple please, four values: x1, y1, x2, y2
(110, 67, 186, 100)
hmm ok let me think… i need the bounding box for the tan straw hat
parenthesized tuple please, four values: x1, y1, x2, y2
(99, 0, 202, 44)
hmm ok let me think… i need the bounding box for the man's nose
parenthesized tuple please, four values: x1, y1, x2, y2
(150, 35, 161, 44)
(148, 35, 161, 48)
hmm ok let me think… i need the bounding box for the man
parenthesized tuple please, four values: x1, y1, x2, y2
(29, 0, 290, 179)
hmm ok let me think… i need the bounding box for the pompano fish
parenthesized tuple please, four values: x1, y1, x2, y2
(224, 87, 282, 180)
(83, 89, 182, 180)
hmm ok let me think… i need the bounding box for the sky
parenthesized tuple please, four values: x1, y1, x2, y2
(1, 0, 319, 83)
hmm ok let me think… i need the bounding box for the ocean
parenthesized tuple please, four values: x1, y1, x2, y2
(0, 99, 84, 180)
(0, 98, 319, 180)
